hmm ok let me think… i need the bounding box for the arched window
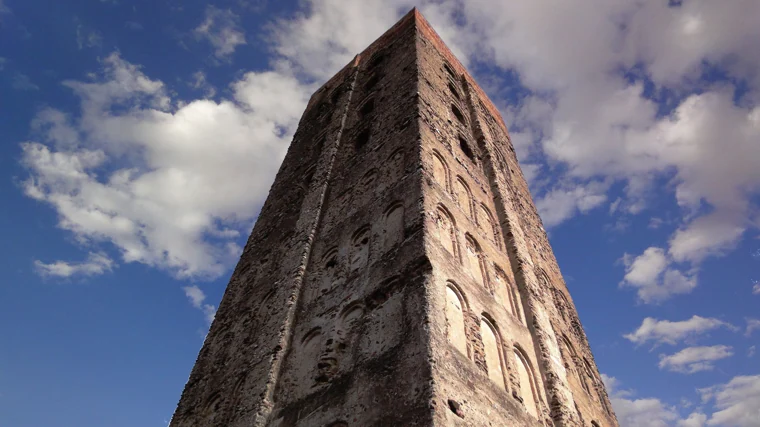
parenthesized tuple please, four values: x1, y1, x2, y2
(494, 146, 509, 174)
(583, 358, 598, 397)
(444, 283, 468, 355)
(444, 62, 457, 80)
(356, 128, 371, 149)
(359, 97, 375, 118)
(330, 302, 365, 367)
(350, 227, 370, 271)
(315, 248, 344, 300)
(454, 177, 472, 216)
(477, 204, 501, 249)
(480, 317, 505, 389)
(559, 334, 591, 395)
(552, 287, 571, 322)
(386, 148, 405, 184)
(365, 74, 381, 91)
(451, 104, 466, 125)
(330, 85, 344, 105)
(514, 347, 540, 418)
(448, 82, 460, 100)
(494, 266, 523, 324)
(202, 392, 223, 424)
(431, 150, 450, 191)
(299, 327, 323, 383)
(355, 169, 377, 206)
(433, 206, 457, 257)
(340, 302, 365, 329)
(368, 51, 386, 69)
(459, 136, 474, 161)
(464, 234, 485, 288)
(382, 203, 404, 251)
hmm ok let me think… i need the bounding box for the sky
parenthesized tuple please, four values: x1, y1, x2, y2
(0, 1, 758, 426)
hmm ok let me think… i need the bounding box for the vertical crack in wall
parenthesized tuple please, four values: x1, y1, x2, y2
(256, 61, 362, 427)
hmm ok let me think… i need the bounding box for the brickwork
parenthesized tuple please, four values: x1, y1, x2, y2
(170, 9, 617, 427)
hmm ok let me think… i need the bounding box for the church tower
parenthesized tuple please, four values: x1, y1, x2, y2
(170, 9, 618, 427)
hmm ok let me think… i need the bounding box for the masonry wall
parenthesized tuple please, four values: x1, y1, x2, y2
(267, 18, 435, 427)
(414, 11, 618, 427)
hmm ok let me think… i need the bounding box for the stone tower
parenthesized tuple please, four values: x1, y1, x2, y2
(170, 9, 617, 427)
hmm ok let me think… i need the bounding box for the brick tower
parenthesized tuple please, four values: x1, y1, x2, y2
(170, 9, 617, 427)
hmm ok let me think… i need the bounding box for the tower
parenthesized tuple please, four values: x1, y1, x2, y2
(170, 9, 617, 427)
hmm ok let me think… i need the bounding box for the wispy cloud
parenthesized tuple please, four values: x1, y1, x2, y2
(658, 345, 734, 374)
(34, 252, 114, 278)
(188, 70, 216, 98)
(12, 72, 39, 91)
(124, 21, 143, 31)
(624, 315, 737, 347)
(182, 285, 216, 324)
(745, 318, 760, 337)
(193, 6, 246, 61)
(75, 23, 102, 50)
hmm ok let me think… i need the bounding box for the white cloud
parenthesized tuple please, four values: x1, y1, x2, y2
(752, 282, 760, 295)
(700, 375, 760, 427)
(20, 52, 309, 279)
(440, 0, 760, 291)
(624, 315, 737, 347)
(189, 71, 216, 98)
(746, 318, 760, 337)
(34, 252, 114, 278)
(658, 345, 734, 374)
(620, 247, 697, 303)
(677, 412, 707, 427)
(271, 1, 418, 81)
(602, 374, 682, 427)
(17, 0, 760, 291)
(604, 374, 760, 427)
(194, 6, 246, 60)
(182, 285, 216, 324)
(748, 346, 756, 358)
(535, 181, 608, 228)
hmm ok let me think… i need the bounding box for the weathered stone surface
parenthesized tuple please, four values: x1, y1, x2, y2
(170, 9, 618, 427)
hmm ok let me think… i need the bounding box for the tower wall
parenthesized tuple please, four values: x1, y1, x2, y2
(414, 11, 617, 427)
(267, 17, 436, 426)
(170, 9, 617, 427)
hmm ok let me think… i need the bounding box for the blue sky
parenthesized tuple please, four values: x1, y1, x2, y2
(1, 1, 759, 426)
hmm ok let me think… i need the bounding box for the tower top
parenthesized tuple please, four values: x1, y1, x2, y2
(312, 8, 510, 134)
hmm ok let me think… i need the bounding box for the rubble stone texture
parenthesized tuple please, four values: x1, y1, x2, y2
(170, 9, 618, 427)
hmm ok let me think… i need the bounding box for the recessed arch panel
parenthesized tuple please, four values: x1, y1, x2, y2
(444, 283, 467, 355)
(514, 346, 540, 418)
(480, 317, 505, 389)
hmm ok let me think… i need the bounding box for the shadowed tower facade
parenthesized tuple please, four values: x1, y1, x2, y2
(170, 9, 618, 427)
